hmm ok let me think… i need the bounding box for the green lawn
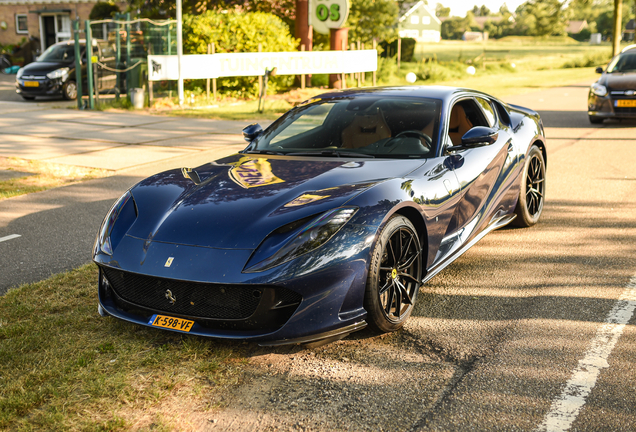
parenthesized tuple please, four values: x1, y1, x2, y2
(0, 265, 247, 431)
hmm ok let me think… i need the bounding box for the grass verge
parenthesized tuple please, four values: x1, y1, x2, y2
(0, 264, 249, 431)
(0, 157, 111, 201)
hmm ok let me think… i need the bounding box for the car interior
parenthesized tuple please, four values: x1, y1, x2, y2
(258, 98, 442, 157)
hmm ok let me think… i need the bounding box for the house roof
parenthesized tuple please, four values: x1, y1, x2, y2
(398, 0, 441, 25)
(566, 20, 588, 34)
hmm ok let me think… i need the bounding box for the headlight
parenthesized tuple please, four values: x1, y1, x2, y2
(16, 68, 23, 79)
(591, 83, 607, 97)
(244, 207, 358, 272)
(95, 191, 136, 256)
(46, 67, 70, 80)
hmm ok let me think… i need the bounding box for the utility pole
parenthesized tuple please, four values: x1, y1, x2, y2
(612, 0, 622, 57)
(176, 0, 184, 106)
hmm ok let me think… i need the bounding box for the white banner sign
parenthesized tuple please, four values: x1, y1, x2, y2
(148, 50, 377, 81)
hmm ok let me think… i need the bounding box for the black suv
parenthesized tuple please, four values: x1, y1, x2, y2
(15, 39, 117, 101)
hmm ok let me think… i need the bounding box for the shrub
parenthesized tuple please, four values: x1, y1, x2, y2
(562, 50, 612, 68)
(89, 1, 120, 20)
(183, 11, 298, 97)
(380, 38, 416, 62)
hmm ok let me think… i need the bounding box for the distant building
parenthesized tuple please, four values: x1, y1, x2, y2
(566, 20, 588, 35)
(463, 31, 487, 42)
(624, 19, 635, 42)
(0, 0, 125, 52)
(398, 1, 441, 43)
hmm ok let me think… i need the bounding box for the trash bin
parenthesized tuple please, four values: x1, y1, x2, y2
(130, 88, 144, 109)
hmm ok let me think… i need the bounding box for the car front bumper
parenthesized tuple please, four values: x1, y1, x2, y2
(94, 227, 376, 345)
(588, 92, 636, 119)
(16, 77, 64, 97)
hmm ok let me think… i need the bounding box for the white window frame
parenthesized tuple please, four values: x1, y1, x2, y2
(410, 15, 419, 24)
(15, 14, 28, 34)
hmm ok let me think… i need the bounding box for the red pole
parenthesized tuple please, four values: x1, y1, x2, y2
(329, 27, 348, 89)
(295, 0, 312, 51)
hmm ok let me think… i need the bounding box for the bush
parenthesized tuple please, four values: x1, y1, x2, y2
(569, 29, 592, 42)
(417, 60, 466, 82)
(562, 50, 612, 68)
(183, 11, 298, 97)
(380, 38, 416, 62)
(89, 1, 120, 20)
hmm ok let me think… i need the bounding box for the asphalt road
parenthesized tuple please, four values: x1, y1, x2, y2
(1, 81, 636, 431)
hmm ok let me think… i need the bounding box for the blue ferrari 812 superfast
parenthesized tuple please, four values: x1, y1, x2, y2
(93, 86, 546, 346)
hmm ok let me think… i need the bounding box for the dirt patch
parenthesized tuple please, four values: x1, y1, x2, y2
(194, 334, 457, 432)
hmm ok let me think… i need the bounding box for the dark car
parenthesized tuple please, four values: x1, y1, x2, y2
(588, 44, 636, 123)
(15, 39, 117, 101)
(93, 86, 547, 346)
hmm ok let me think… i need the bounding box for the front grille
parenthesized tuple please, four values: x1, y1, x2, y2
(102, 267, 269, 320)
(614, 107, 636, 114)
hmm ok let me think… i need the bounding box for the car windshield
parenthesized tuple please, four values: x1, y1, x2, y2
(38, 44, 76, 62)
(607, 52, 636, 73)
(251, 97, 442, 158)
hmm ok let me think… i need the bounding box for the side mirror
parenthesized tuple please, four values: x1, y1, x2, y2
(242, 123, 263, 142)
(595, 67, 604, 74)
(447, 126, 498, 152)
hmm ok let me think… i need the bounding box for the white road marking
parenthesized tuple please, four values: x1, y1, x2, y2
(0, 234, 21, 243)
(536, 275, 636, 432)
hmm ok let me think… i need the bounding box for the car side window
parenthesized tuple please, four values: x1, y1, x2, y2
(447, 99, 489, 146)
(475, 97, 496, 127)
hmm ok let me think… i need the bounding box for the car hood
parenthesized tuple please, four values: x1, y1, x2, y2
(126, 154, 424, 249)
(602, 73, 636, 90)
(20, 61, 72, 76)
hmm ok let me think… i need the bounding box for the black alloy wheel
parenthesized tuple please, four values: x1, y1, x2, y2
(365, 215, 422, 332)
(513, 145, 545, 227)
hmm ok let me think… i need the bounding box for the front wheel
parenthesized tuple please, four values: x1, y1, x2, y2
(62, 80, 77, 100)
(364, 215, 422, 333)
(513, 145, 546, 227)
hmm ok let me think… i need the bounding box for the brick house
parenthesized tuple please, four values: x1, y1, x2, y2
(0, 0, 125, 54)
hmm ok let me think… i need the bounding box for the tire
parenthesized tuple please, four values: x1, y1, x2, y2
(589, 115, 603, 124)
(513, 145, 546, 227)
(62, 80, 77, 100)
(364, 215, 422, 333)
(20, 95, 35, 101)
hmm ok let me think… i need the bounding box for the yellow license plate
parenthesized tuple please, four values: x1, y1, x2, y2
(149, 314, 194, 332)
(24, 81, 39, 87)
(616, 99, 636, 107)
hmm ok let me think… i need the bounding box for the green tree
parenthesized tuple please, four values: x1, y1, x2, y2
(346, 0, 399, 44)
(472, 5, 491, 16)
(514, 0, 568, 36)
(183, 11, 298, 95)
(436, 4, 451, 17)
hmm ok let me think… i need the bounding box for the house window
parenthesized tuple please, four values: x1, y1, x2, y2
(422, 16, 431, 25)
(16, 14, 28, 34)
(410, 16, 419, 24)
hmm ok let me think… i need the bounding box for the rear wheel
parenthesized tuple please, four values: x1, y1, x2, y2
(364, 215, 422, 333)
(513, 145, 546, 227)
(589, 115, 603, 124)
(62, 80, 77, 100)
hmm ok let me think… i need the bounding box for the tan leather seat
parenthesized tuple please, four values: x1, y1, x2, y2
(448, 104, 473, 146)
(341, 108, 391, 149)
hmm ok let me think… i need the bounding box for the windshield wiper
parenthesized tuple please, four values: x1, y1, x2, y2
(287, 150, 375, 158)
(245, 150, 285, 155)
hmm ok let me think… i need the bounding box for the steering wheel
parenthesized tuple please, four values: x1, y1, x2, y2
(394, 130, 432, 150)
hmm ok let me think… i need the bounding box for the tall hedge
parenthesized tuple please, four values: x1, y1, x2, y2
(183, 11, 298, 96)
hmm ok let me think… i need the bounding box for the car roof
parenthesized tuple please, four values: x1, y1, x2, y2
(621, 44, 636, 53)
(309, 86, 494, 104)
